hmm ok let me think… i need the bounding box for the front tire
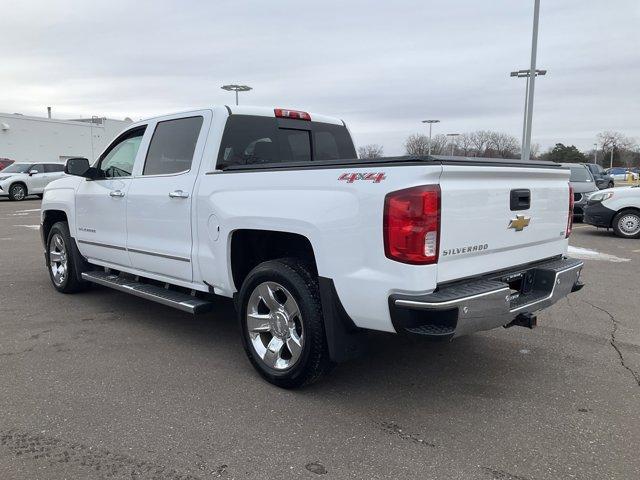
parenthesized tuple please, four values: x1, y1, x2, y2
(612, 210, 640, 239)
(238, 258, 333, 388)
(46, 222, 89, 293)
(608, 181, 614, 189)
(9, 183, 27, 201)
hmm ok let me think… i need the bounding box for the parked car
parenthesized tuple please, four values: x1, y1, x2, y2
(0, 159, 15, 171)
(40, 106, 584, 388)
(0, 162, 66, 201)
(584, 163, 614, 189)
(606, 167, 639, 181)
(584, 186, 640, 238)
(563, 163, 598, 221)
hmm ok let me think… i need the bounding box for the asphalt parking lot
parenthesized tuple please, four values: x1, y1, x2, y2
(1, 198, 639, 480)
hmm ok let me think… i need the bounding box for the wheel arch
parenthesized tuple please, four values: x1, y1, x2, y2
(41, 209, 69, 247)
(9, 181, 28, 194)
(229, 229, 317, 292)
(612, 206, 640, 227)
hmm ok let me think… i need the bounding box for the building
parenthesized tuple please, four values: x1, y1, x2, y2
(0, 111, 132, 164)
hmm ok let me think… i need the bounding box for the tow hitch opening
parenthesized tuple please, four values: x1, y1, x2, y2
(505, 312, 537, 329)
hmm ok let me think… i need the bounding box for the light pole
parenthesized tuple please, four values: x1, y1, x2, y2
(523, 0, 541, 162)
(221, 84, 252, 105)
(446, 133, 460, 156)
(510, 68, 546, 157)
(593, 143, 598, 165)
(422, 119, 440, 155)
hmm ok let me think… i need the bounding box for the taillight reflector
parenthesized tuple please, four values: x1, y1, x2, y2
(274, 108, 311, 121)
(566, 183, 574, 238)
(383, 185, 441, 265)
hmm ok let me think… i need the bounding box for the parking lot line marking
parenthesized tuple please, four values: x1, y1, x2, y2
(15, 225, 40, 230)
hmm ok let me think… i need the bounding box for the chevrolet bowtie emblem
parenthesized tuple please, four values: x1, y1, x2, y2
(508, 214, 531, 231)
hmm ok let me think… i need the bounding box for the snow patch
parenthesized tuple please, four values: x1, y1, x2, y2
(568, 245, 630, 263)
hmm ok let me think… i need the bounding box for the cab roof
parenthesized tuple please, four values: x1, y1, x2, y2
(131, 106, 345, 127)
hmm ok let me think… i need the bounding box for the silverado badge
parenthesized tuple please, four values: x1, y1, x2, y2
(508, 214, 531, 231)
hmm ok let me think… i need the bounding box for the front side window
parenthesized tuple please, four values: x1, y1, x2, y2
(99, 127, 146, 178)
(30, 164, 44, 174)
(143, 116, 203, 176)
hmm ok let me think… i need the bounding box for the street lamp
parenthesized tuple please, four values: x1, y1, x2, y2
(510, 68, 546, 158)
(221, 84, 252, 105)
(421, 119, 440, 155)
(446, 133, 460, 156)
(509, 0, 543, 162)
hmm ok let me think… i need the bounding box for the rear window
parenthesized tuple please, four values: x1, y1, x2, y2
(569, 166, 591, 182)
(217, 115, 356, 169)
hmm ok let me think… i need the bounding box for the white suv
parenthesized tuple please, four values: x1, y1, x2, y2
(0, 162, 65, 201)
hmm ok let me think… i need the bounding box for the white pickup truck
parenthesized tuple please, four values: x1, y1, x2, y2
(40, 106, 584, 388)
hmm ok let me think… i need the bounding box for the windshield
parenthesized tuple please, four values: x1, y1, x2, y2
(1, 163, 31, 174)
(569, 166, 591, 182)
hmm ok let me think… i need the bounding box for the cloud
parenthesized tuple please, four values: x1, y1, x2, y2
(1, 0, 638, 154)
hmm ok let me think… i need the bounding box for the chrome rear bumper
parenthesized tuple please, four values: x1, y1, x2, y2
(389, 257, 584, 338)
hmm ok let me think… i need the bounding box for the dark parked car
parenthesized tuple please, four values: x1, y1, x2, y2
(584, 163, 614, 189)
(563, 163, 598, 221)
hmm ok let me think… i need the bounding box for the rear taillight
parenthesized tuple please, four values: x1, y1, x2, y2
(566, 183, 574, 238)
(274, 108, 311, 121)
(384, 185, 441, 265)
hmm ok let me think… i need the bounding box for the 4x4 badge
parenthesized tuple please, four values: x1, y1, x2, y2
(508, 215, 531, 231)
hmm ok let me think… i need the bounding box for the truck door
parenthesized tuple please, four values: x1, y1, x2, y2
(75, 126, 148, 267)
(125, 111, 210, 282)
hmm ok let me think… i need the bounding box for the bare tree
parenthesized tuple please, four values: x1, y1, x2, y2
(404, 134, 430, 156)
(469, 130, 492, 156)
(457, 133, 475, 156)
(597, 131, 634, 153)
(357, 144, 384, 159)
(529, 143, 540, 160)
(487, 132, 520, 158)
(597, 131, 636, 167)
(429, 134, 449, 155)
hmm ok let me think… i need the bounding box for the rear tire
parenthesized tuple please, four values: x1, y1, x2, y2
(9, 183, 27, 201)
(612, 210, 640, 239)
(46, 222, 90, 293)
(238, 258, 333, 388)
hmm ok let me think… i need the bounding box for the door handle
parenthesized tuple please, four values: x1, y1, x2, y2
(109, 190, 125, 198)
(169, 190, 189, 199)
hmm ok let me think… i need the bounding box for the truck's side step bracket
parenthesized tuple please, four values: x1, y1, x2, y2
(81, 271, 214, 314)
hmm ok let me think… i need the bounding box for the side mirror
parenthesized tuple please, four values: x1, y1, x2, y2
(29, 170, 38, 176)
(65, 157, 95, 179)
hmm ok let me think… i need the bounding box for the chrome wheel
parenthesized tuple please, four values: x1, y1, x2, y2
(246, 281, 304, 371)
(618, 214, 640, 236)
(49, 233, 68, 286)
(11, 184, 26, 200)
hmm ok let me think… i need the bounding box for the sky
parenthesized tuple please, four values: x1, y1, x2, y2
(1, 0, 639, 155)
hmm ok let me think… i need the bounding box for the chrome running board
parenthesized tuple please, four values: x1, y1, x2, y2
(81, 271, 213, 314)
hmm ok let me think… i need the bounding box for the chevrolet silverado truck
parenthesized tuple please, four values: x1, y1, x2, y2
(40, 106, 584, 388)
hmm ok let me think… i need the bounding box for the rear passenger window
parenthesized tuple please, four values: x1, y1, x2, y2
(217, 115, 356, 169)
(143, 116, 203, 176)
(44, 164, 64, 173)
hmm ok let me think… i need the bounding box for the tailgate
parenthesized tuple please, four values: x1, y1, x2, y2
(437, 164, 570, 283)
